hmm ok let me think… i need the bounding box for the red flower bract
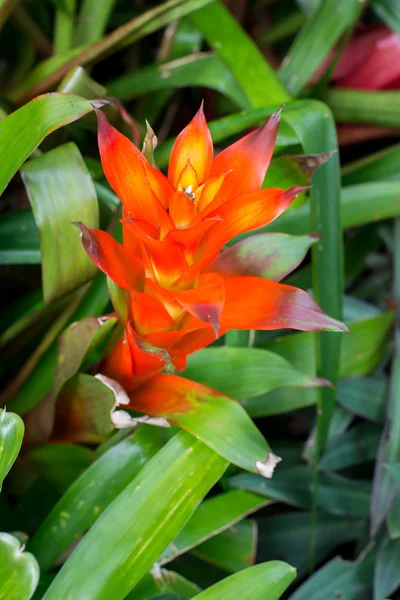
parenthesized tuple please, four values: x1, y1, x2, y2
(77, 105, 347, 392)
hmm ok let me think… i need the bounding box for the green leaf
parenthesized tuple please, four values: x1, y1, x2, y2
(160, 490, 271, 565)
(6, 273, 110, 417)
(190, 2, 290, 107)
(21, 142, 99, 303)
(337, 377, 387, 422)
(127, 570, 200, 600)
(257, 512, 364, 579)
(341, 143, 400, 186)
(27, 427, 166, 572)
(0, 532, 39, 600)
(107, 53, 248, 108)
(42, 431, 228, 600)
(54, 0, 76, 55)
(0, 93, 105, 195)
(10, 0, 217, 104)
(0, 410, 24, 490)
(193, 519, 257, 573)
(384, 463, 400, 489)
(183, 347, 329, 401)
(213, 233, 317, 282)
(23, 443, 93, 493)
(0, 209, 40, 265)
(21, 315, 117, 443)
(52, 373, 115, 443)
(289, 555, 373, 600)
(278, 0, 362, 95)
(191, 562, 296, 600)
(374, 536, 400, 600)
(75, 0, 117, 45)
(132, 374, 278, 477)
(323, 88, 400, 127)
(320, 423, 381, 471)
(372, 0, 400, 34)
(230, 467, 371, 518)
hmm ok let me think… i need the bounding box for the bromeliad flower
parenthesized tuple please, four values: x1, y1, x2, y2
(76, 105, 348, 392)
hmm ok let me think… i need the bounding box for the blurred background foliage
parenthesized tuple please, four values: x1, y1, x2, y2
(0, 0, 400, 598)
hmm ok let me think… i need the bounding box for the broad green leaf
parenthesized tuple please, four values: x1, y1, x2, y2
(42, 432, 228, 600)
(54, 0, 76, 55)
(52, 373, 115, 443)
(374, 536, 400, 600)
(6, 273, 110, 417)
(278, 0, 362, 95)
(10, 0, 217, 103)
(0, 410, 24, 490)
(24, 443, 93, 493)
(341, 143, 400, 186)
(373, 219, 400, 538)
(21, 142, 99, 303)
(257, 512, 364, 579)
(0, 209, 40, 264)
(385, 463, 400, 489)
(324, 88, 400, 127)
(289, 555, 373, 600)
(28, 427, 166, 571)
(212, 233, 317, 282)
(0, 93, 105, 195)
(107, 53, 248, 108)
(160, 490, 271, 565)
(230, 467, 371, 518)
(192, 561, 296, 600)
(190, 2, 290, 107)
(21, 315, 117, 444)
(338, 377, 387, 422)
(372, 0, 400, 34)
(320, 423, 381, 471)
(127, 570, 200, 600)
(132, 374, 277, 477)
(247, 312, 393, 418)
(183, 347, 329, 401)
(280, 101, 343, 456)
(193, 519, 256, 573)
(75, 0, 117, 45)
(0, 532, 39, 600)
(58, 66, 107, 101)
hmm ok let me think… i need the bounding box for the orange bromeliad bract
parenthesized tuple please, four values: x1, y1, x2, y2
(76, 105, 347, 398)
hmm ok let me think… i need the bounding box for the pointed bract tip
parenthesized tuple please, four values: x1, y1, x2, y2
(89, 99, 109, 110)
(256, 452, 282, 479)
(312, 377, 334, 389)
(267, 106, 284, 129)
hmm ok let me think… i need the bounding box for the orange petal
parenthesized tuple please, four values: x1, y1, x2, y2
(168, 104, 213, 188)
(97, 110, 165, 228)
(168, 190, 197, 230)
(101, 330, 135, 391)
(74, 222, 144, 291)
(131, 291, 175, 336)
(143, 161, 174, 209)
(220, 277, 349, 334)
(123, 219, 188, 287)
(201, 186, 305, 256)
(170, 273, 225, 337)
(177, 159, 199, 192)
(210, 108, 282, 198)
(196, 172, 227, 215)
